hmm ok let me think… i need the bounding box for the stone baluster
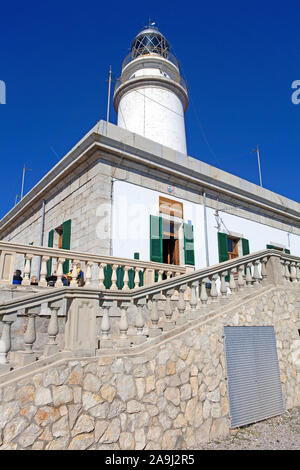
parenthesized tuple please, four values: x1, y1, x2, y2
(100, 307, 110, 339)
(210, 274, 218, 302)
(229, 269, 237, 294)
(70, 261, 79, 287)
(280, 259, 286, 282)
(135, 299, 145, 334)
(149, 295, 159, 328)
(39, 256, 49, 287)
(23, 313, 37, 365)
(119, 302, 129, 338)
(284, 261, 291, 283)
(23, 254, 33, 286)
(164, 289, 174, 322)
(220, 271, 228, 298)
(253, 260, 261, 286)
(0, 319, 13, 372)
(199, 278, 208, 307)
(122, 266, 130, 290)
(296, 263, 300, 282)
(85, 261, 93, 287)
(98, 263, 105, 289)
(246, 263, 253, 287)
(44, 305, 60, 356)
(158, 270, 164, 282)
(290, 262, 297, 283)
(56, 258, 65, 287)
(166, 271, 172, 279)
(189, 281, 198, 314)
(177, 284, 187, 315)
(237, 265, 245, 291)
(134, 267, 140, 288)
(110, 264, 118, 291)
(260, 257, 268, 283)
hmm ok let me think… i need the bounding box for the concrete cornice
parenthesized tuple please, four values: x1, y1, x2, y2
(1, 120, 300, 234)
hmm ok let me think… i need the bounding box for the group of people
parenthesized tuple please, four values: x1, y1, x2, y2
(12, 264, 85, 287)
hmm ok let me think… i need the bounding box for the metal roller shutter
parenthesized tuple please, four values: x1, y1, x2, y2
(224, 326, 284, 428)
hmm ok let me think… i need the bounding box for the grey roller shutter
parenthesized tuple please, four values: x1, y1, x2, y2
(224, 326, 284, 428)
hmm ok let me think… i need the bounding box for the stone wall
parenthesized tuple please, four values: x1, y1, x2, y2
(0, 286, 299, 450)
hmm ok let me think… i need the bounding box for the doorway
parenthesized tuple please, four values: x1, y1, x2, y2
(162, 219, 180, 265)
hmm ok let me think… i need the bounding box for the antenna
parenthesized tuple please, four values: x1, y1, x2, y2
(106, 65, 112, 136)
(20, 165, 32, 200)
(250, 146, 263, 187)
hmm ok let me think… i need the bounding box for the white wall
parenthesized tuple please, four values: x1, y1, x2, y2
(112, 181, 205, 268)
(206, 207, 300, 266)
(112, 181, 300, 268)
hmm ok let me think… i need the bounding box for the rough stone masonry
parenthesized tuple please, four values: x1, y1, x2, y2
(0, 286, 299, 450)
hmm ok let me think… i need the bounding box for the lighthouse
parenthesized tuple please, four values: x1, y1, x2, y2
(113, 24, 189, 154)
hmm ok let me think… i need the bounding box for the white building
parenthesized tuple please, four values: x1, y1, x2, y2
(1, 24, 300, 284)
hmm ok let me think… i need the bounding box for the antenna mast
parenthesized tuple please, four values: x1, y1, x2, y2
(106, 65, 112, 136)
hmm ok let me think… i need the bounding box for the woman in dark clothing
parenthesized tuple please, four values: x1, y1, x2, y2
(12, 270, 23, 285)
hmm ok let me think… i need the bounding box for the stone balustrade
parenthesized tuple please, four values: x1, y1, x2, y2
(0, 248, 299, 375)
(0, 241, 187, 290)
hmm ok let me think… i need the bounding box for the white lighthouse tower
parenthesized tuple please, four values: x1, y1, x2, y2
(113, 23, 189, 154)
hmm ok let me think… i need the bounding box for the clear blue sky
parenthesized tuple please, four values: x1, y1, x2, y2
(1, 0, 299, 219)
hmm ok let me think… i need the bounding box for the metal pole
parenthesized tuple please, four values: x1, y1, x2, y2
(21, 165, 26, 199)
(106, 66, 112, 136)
(203, 191, 210, 267)
(256, 145, 263, 187)
(37, 199, 46, 280)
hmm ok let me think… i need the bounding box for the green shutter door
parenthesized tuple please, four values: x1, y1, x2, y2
(242, 238, 250, 256)
(284, 249, 290, 254)
(218, 232, 229, 263)
(266, 245, 275, 250)
(150, 215, 163, 263)
(184, 223, 195, 266)
(62, 219, 71, 274)
(47, 230, 54, 276)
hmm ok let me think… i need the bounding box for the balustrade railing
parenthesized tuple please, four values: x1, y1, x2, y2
(0, 241, 187, 291)
(0, 248, 299, 374)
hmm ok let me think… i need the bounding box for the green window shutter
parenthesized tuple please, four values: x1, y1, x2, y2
(266, 245, 275, 250)
(284, 249, 290, 254)
(184, 223, 195, 266)
(242, 238, 250, 256)
(150, 215, 163, 263)
(218, 232, 229, 263)
(62, 219, 72, 274)
(47, 230, 54, 276)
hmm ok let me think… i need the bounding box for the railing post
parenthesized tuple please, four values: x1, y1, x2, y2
(158, 270, 164, 282)
(111, 264, 118, 291)
(44, 304, 60, 356)
(290, 262, 297, 283)
(284, 261, 291, 283)
(148, 294, 161, 336)
(237, 265, 245, 291)
(134, 267, 140, 288)
(56, 258, 65, 287)
(39, 256, 49, 287)
(189, 281, 198, 314)
(70, 260, 79, 287)
(220, 271, 228, 298)
(261, 257, 268, 283)
(229, 268, 237, 294)
(266, 255, 285, 286)
(253, 260, 261, 286)
(200, 278, 208, 307)
(135, 298, 145, 334)
(122, 266, 130, 290)
(0, 319, 13, 373)
(210, 274, 218, 302)
(177, 284, 187, 316)
(296, 263, 300, 282)
(246, 263, 253, 287)
(23, 312, 37, 365)
(98, 263, 105, 289)
(85, 261, 93, 287)
(23, 254, 33, 286)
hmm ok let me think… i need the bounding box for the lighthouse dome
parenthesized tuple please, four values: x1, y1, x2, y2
(131, 25, 170, 59)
